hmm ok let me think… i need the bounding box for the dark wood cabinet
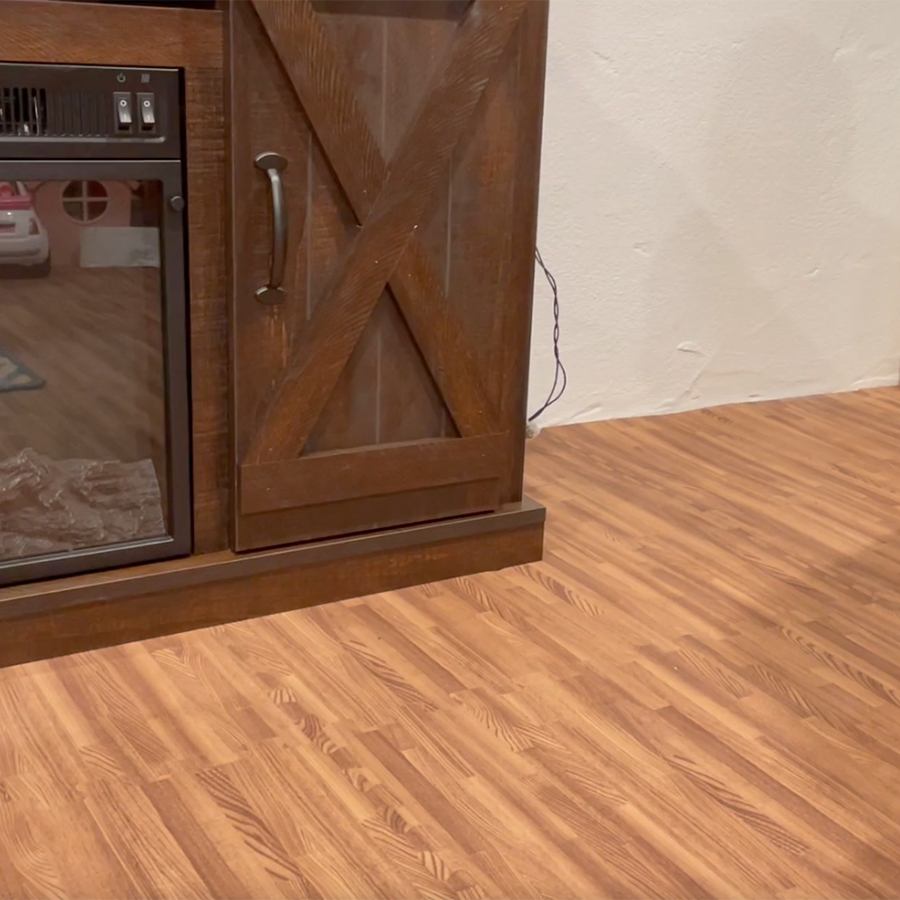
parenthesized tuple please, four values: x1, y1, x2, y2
(0, 0, 547, 667)
(228, 0, 548, 550)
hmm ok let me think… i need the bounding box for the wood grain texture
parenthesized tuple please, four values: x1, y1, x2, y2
(1, 388, 900, 897)
(240, 434, 505, 513)
(246, 0, 524, 463)
(327, 6, 455, 445)
(228, 0, 313, 461)
(233, 478, 508, 551)
(0, 0, 222, 68)
(498, 0, 548, 502)
(229, 0, 544, 550)
(185, 66, 229, 554)
(299, 9, 381, 455)
(0, 500, 542, 668)
(254, 0, 495, 440)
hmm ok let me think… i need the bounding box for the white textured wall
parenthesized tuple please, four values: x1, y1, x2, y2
(528, 1, 900, 426)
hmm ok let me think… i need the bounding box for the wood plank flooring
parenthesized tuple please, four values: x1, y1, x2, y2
(3, 388, 900, 899)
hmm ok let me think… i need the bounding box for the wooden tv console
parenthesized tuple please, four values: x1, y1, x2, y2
(0, 0, 548, 668)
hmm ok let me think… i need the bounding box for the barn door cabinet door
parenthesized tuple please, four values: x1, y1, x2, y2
(228, 0, 548, 551)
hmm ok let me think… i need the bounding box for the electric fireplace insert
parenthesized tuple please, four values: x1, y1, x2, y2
(0, 63, 191, 586)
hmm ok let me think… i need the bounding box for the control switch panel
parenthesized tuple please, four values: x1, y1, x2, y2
(137, 93, 156, 132)
(114, 91, 133, 132)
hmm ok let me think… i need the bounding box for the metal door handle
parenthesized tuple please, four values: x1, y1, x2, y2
(254, 152, 288, 305)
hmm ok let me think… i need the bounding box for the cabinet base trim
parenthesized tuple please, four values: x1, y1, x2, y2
(0, 498, 545, 668)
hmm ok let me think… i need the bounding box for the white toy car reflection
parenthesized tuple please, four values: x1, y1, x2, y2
(0, 182, 50, 277)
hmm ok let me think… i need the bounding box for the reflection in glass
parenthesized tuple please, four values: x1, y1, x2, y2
(62, 179, 111, 222)
(0, 179, 168, 563)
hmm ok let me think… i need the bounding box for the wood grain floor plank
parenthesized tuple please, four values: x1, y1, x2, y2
(141, 776, 256, 900)
(83, 778, 211, 899)
(30, 794, 141, 900)
(4, 388, 900, 897)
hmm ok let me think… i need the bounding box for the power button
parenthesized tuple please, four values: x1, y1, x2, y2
(114, 92, 133, 132)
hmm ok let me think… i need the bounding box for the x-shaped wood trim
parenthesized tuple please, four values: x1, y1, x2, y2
(245, 0, 526, 465)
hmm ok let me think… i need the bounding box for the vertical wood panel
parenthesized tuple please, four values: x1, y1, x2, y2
(448, 31, 519, 418)
(314, 3, 462, 448)
(383, 4, 458, 161)
(303, 148, 375, 453)
(498, 1, 549, 502)
(229, 1, 310, 462)
(375, 297, 446, 442)
(304, 12, 382, 453)
(186, 64, 229, 553)
(377, 6, 462, 443)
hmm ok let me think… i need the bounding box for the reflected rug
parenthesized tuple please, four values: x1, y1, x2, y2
(0, 348, 44, 392)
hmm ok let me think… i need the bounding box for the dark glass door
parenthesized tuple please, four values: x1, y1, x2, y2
(0, 160, 190, 585)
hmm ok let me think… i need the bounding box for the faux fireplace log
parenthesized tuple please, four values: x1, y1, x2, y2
(0, 0, 548, 668)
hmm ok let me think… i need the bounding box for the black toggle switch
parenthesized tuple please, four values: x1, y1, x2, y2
(137, 92, 156, 131)
(114, 92, 133, 132)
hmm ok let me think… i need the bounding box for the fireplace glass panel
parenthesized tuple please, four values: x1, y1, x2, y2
(0, 178, 171, 564)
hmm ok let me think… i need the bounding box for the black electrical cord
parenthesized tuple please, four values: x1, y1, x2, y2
(528, 246, 567, 422)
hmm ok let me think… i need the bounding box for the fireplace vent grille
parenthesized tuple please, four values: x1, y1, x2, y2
(0, 86, 111, 138)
